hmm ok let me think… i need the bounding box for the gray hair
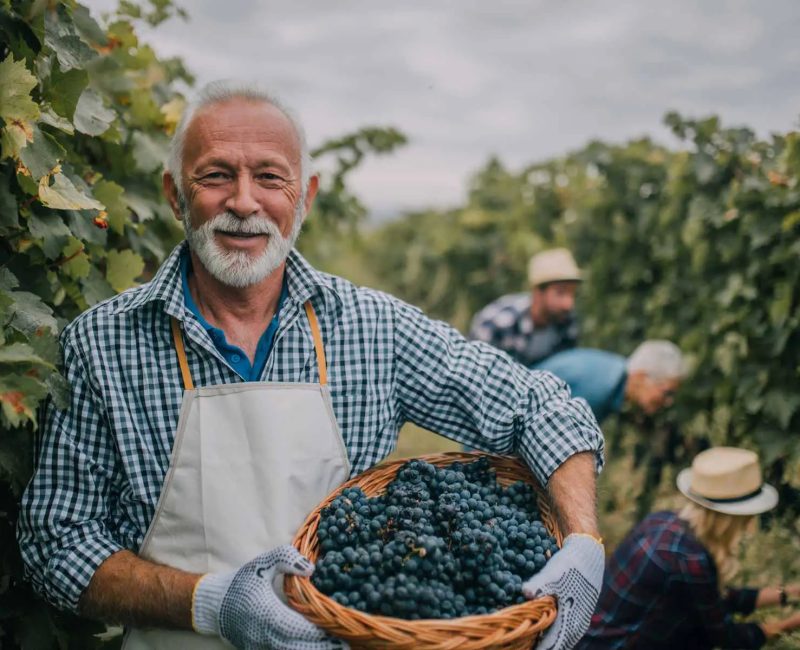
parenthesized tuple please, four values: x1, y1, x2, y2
(627, 340, 688, 382)
(166, 80, 311, 192)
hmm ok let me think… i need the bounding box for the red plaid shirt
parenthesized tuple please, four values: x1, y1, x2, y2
(577, 511, 766, 649)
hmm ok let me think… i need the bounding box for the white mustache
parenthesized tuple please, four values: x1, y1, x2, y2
(204, 212, 282, 236)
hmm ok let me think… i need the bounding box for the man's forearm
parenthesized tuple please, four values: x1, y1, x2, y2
(80, 550, 201, 629)
(546, 451, 600, 538)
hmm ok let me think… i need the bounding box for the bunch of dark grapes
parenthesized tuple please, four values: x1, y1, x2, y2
(312, 457, 559, 619)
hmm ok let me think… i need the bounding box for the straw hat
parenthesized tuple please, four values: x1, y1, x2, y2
(528, 248, 582, 287)
(676, 447, 778, 516)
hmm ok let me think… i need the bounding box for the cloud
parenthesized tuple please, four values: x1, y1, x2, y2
(83, 0, 800, 215)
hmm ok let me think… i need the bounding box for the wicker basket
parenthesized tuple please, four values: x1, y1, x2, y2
(285, 452, 561, 649)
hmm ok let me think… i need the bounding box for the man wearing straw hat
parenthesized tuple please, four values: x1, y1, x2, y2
(18, 81, 605, 650)
(578, 447, 800, 649)
(470, 248, 582, 367)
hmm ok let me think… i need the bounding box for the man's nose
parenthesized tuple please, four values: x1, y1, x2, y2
(225, 175, 260, 217)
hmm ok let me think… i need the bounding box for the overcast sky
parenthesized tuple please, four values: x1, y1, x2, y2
(86, 0, 800, 218)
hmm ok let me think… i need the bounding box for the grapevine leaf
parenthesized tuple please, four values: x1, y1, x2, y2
(92, 180, 129, 234)
(73, 88, 115, 136)
(38, 172, 104, 210)
(71, 4, 108, 47)
(106, 249, 144, 292)
(130, 92, 163, 127)
(60, 237, 90, 279)
(81, 267, 115, 306)
(0, 342, 55, 368)
(19, 125, 65, 180)
(763, 390, 800, 429)
(44, 8, 97, 72)
(7, 290, 58, 335)
(124, 188, 158, 221)
(161, 96, 185, 135)
(16, 168, 39, 196)
(131, 130, 167, 172)
(28, 328, 60, 367)
(39, 105, 75, 134)
(1, 124, 31, 159)
(27, 212, 72, 259)
(66, 209, 108, 246)
(45, 64, 89, 120)
(0, 268, 20, 291)
(769, 281, 793, 328)
(0, 374, 47, 427)
(0, 54, 40, 124)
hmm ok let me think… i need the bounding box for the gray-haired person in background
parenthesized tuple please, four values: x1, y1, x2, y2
(535, 341, 688, 423)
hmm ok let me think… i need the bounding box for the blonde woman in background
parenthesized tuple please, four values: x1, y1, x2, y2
(578, 447, 800, 649)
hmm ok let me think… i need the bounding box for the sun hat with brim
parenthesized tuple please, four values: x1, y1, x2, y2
(676, 446, 778, 516)
(528, 248, 582, 287)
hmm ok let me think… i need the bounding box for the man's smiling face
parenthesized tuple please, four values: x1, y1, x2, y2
(173, 98, 313, 287)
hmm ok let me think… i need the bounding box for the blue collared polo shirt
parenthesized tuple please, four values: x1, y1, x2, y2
(180, 251, 288, 380)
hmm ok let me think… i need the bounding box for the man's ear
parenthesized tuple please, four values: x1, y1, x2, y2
(303, 175, 320, 217)
(163, 172, 183, 221)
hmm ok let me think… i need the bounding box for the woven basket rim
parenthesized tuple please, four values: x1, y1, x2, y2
(285, 452, 561, 649)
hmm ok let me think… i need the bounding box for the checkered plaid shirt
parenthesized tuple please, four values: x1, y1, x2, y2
(578, 511, 766, 649)
(17, 242, 603, 613)
(469, 292, 579, 367)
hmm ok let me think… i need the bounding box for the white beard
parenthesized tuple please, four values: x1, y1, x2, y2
(181, 199, 305, 288)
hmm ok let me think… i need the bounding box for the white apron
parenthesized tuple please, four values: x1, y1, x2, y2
(123, 302, 350, 649)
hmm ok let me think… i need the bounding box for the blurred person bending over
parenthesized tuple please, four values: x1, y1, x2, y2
(17, 81, 605, 650)
(577, 447, 800, 650)
(535, 340, 686, 424)
(470, 248, 581, 366)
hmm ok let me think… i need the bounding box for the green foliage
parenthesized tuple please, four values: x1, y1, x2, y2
(0, 1, 193, 645)
(365, 115, 800, 499)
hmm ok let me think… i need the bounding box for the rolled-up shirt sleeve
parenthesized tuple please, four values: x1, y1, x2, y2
(17, 332, 125, 613)
(393, 299, 604, 486)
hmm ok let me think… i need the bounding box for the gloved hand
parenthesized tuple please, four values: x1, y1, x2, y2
(192, 545, 348, 650)
(521, 534, 604, 650)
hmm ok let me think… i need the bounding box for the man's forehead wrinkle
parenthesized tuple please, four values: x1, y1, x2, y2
(182, 103, 302, 174)
(193, 98, 301, 145)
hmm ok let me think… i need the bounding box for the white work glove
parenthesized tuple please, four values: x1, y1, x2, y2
(521, 534, 604, 650)
(193, 545, 348, 650)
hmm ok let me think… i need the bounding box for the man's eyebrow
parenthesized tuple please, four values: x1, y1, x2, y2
(193, 157, 293, 172)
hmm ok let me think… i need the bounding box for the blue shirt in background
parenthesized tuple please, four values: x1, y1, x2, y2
(181, 251, 288, 381)
(535, 348, 627, 422)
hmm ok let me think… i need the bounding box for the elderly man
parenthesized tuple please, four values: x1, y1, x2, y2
(535, 341, 687, 423)
(18, 82, 604, 650)
(470, 248, 582, 367)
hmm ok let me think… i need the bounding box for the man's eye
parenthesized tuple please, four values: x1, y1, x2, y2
(258, 173, 282, 181)
(204, 172, 228, 180)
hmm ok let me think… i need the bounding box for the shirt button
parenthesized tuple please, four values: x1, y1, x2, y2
(231, 354, 241, 363)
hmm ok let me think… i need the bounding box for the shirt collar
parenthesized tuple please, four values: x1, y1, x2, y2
(110, 240, 341, 319)
(180, 250, 290, 333)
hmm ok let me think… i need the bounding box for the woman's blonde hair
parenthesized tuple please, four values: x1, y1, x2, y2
(679, 501, 756, 583)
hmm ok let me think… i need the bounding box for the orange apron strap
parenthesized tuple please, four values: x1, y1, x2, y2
(170, 317, 195, 390)
(304, 301, 327, 386)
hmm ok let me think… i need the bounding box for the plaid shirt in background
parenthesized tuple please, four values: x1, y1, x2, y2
(578, 511, 766, 650)
(17, 242, 603, 614)
(469, 292, 579, 367)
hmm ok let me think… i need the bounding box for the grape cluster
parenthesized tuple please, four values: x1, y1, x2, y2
(312, 457, 558, 619)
